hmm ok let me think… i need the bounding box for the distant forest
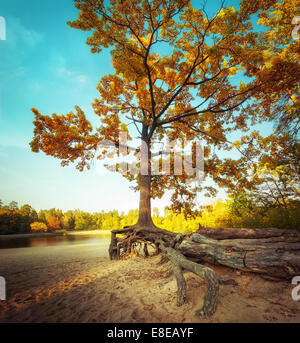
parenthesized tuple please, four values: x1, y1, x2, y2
(0, 194, 299, 235)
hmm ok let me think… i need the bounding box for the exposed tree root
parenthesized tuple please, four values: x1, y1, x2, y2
(159, 243, 219, 317)
(109, 225, 220, 317)
(109, 225, 300, 317)
(172, 263, 186, 306)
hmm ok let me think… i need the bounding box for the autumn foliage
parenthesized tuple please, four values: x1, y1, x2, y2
(30, 222, 48, 233)
(46, 215, 61, 231)
(30, 0, 299, 223)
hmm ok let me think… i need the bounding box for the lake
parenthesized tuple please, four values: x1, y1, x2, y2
(0, 231, 111, 249)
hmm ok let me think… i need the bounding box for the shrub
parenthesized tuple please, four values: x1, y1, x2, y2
(30, 222, 48, 233)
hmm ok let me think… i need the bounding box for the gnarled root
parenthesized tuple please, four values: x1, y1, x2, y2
(109, 226, 220, 317)
(109, 231, 118, 260)
(159, 243, 219, 317)
(172, 263, 187, 306)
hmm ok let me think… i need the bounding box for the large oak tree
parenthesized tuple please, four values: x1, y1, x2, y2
(30, 0, 299, 317)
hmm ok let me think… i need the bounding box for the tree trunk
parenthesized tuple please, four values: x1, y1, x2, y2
(136, 173, 154, 227)
(135, 128, 155, 228)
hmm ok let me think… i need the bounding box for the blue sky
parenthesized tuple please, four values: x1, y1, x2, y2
(0, 0, 273, 213)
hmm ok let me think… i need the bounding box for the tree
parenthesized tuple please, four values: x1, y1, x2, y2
(8, 201, 18, 211)
(74, 211, 96, 230)
(30, 0, 267, 224)
(47, 215, 61, 231)
(30, 0, 299, 317)
(61, 210, 76, 230)
(20, 204, 38, 222)
(38, 209, 47, 223)
(30, 222, 48, 233)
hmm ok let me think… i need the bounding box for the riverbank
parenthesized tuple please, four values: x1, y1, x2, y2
(0, 239, 299, 323)
(0, 230, 111, 240)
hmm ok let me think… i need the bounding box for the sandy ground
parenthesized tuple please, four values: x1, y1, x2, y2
(0, 239, 299, 323)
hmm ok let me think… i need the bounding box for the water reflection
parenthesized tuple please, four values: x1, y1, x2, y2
(0, 234, 109, 249)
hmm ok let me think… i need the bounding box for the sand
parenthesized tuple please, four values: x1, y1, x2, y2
(0, 240, 299, 323)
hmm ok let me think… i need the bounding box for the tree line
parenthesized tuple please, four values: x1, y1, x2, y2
(0, 192, 298, 235)
(0, 201, 138, 234)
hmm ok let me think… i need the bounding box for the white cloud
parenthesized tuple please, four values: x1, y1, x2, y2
(5, 16, 43, 48)
(77, 74, 88, 86)
(57, 65, 88, 86)
(28, 80, 42, 92)
(0, 16, 43, 81)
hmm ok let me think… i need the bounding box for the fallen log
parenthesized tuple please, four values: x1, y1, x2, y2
(178, 227, 300, 280)
(196, 225, 300, 241)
